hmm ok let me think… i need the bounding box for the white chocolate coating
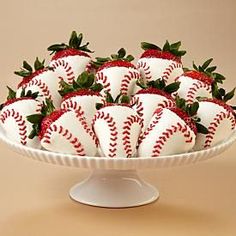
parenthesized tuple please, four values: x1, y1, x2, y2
(61, 95, 103, 126)
(96, 66, 140, 99)
(137, 58, 183, 84)
(194, 101, 235, 150)
(0, 99, 42, 148)
(176, 76, 212, 103)
(16, 69, 62, 108)
(92, 106, 142, 158)
(41, 110, 97, 156)
(138, 108, 196, 157)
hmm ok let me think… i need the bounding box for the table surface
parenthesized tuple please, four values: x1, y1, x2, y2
(0, 0, 236, 235)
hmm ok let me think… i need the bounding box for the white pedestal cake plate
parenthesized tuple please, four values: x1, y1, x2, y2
(0, 126, 236, 208)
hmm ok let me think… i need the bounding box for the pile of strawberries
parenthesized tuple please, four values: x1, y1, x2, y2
(0, 31, 235, 158)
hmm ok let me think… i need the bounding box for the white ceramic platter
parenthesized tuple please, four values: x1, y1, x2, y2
(1, 127, 235, 208)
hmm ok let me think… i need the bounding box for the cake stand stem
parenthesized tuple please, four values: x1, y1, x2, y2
(69, 169, 159, 208)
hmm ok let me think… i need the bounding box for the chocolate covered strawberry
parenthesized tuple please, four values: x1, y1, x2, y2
(48, 31, 92, 84)
(176, 58, 225, 103)
(27, 99, 97, 155)
(194, 87, 236, 150)
(137, 41, 186, 84)
(93, 48, 140, 98)
(0, 87, 42, 148)
(132, 78, 179, 131)
(59, 71, 103, 125)
(92, 94, 143, 158)
(138, 98, 208, 157)
(15, 58, 62, 108)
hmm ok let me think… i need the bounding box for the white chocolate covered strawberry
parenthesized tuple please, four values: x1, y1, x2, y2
(137, 41, 185, 84)
(94, 48, 140, 98)
(15, 58, 62, 108)
(48, 31, 92, 84)
(59, 72, 103, 125)
(132, 79, 179, 131)
(138, 107, 196, 157)
(92, 95, 143, 158)
(0, 88, 42, 148)
(27, 99, 97, 155)
(194, 98, 236, 150)
(176, 59, 225, 103)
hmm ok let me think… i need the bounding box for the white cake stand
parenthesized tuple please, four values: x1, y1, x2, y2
(0, 127, 236, 208)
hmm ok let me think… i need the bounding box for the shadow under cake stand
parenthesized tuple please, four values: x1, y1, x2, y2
(0, 127, 235, 208)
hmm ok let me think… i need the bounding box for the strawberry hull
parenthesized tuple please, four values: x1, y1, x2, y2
(40, 109, 97, 155)
(138, 108, 196, 157)
(50, 50, 91, 85)
(137, 57, 183, 84)
(61, 92, 103, 126)
(96, 61, 140, 98)
(194, 100, 235, 150)
(176, 73, 212, 104)
(16, 69, 62, 108)
(0, 98, 42, 148)
(92, 105, 143, 158)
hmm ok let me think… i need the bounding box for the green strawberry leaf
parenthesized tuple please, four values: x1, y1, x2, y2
(164, 81, 180, 94)
(201, 58, 213, 70)
(6, 86, 16, 100)
(223, 88, 235, 102)
(23, 60, 33, 72)
(141, 42, 161, 51)
(196, 122, 209, 134)
(27, 114, 44, 124)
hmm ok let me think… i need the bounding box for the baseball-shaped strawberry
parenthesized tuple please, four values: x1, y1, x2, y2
(137, 41, 186, 84)
(27, 99, 97, 156)
(93, 48, 140, 98)
(132, 78, 179, 131)
(48, 31, 92, 85)
(92, 94, 143, 158)
(15, 58, 62, 108)
(194, 88, 236, 150)
(138, 98, 208, 157)
(0, 87, 42, 148)
(176, 58, 225, 103)
(59, 72, 103, 125)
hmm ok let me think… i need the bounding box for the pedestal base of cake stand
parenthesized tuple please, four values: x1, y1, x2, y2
(69, 169, 159, 208)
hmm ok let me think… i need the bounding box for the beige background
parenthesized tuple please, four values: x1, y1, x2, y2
(0, 0, 236, 235)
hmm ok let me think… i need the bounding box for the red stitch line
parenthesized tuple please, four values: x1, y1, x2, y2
(186, 80, 211, 103)
(0, 109, 28, 145)
(204, 111, 235, 149)
(137, 61, 152, 81)
(120, 70, 140, 94)
(92, 111, 118, 157)
(151, 121, 193, 157)
(75, 109, 97, 144)
(42, 124, 85, 155)
(51, 59, 75, 84)
(96, 71, 111, 93)
(122, 115, 143, 157)
(21, 79, 52, 99)
(161, 62, 182, 82)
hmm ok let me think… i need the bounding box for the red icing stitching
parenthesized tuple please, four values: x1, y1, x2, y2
(131, 96, 144, 118)
(137, 60, 152, 81)
(92, 111, 118, 158)
(161, 61, 182, 82)
(120, 70, 140, 94)
(42, 124, 86, 155)
(204, 111, 235, 149)
(122, 115, 143, 157)
(0, 108, 28, 145)
(75, 109, 98, 144)
(151, 122, 193, 157)
(51, 59, 75, 84)
(96, 71, 111, 93)
(186, 80, 211, 103)
(21, 79, 52, 99)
